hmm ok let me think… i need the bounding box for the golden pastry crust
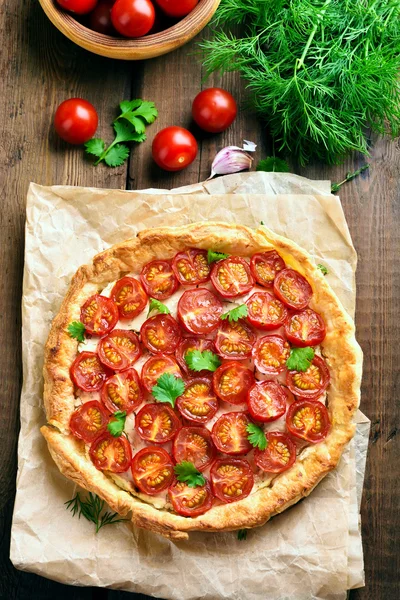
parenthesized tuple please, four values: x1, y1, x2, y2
(42, 222, 362, 540)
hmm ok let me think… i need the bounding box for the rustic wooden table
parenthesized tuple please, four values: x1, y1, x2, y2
(1, 3, 399, 599)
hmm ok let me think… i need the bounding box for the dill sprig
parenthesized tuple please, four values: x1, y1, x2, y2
(65, 492, 128, 533)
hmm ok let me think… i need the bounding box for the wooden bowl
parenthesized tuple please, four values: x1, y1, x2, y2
(38, 0, 221, 60)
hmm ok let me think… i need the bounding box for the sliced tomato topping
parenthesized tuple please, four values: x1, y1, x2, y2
(89, 433, 132, 473)
(98, 329, 141, 371)
(80, 294, 118, 336)
(211, 257, 254, 298)
(211, 412, 252, 455)
(131, 446, 174, 495)
(246, 291, 288, 330)
(141, 354, 183, 393)
(173, 427, 215, 472)
(215, 319, 255, 360)
(140, 314, 182, 355)
(69, 400, 109, 443)
(250, 251, 286, 287)
(70, 351, 110, 392)
(247, 381, 287, 422)
(168, 480, 213, 517)
(101, 368, 143, 414)
(135, 403, 181, 444)
(172, 248, 210, 285)
(176, 377, 218, 424)
(177, 288, 223, 334)
(110, 276, 147, 319)
(213, 362, 255, 405)
(140, 260, 179, 300)
(254, 432, 296, 473)
(210, 458, 254, 503)
(284, 308, 326, 347)
(252, 335, 290, 375)
(286, 355, 330, 399)
(274, 268, 312, 310)
(176, 337, 216, 376)
(286, 398, 330, 443)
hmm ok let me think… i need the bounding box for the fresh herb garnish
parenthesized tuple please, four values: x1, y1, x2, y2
(65, 492, 128, 533)
(256, 157, 290, 173)
(147, 297, 170, 317)
(286, 347, 315, 372)
(220, 304, 248, 323)
(116, 100, 158, 133)
(246, 423, 267, 451)
(174, 461, 206, 488)
(152, 373, 185, 408)
(185, 349, 221, 372)
(237, 529, 248, 541)
(331, 164, 370, 193)
(317, 264, 328, 276)
(67, 321, 86, 343)
(207, 249, 229, 264)
(107, 411, 127, 437)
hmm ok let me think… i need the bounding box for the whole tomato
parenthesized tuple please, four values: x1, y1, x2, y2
(152, 126, 198, 171)
(111, 0, 155, 37)
(56, 0, 98, 14)
(192, 88, 237, 133)
(154, 0, 199, 18)
(54, 98, 98, 145)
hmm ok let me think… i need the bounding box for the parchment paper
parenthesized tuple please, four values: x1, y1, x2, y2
(11, 173, 369, 600)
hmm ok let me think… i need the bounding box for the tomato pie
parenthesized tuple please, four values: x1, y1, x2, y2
(41, 222, 362, 540)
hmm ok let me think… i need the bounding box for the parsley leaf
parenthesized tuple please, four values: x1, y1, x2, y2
(246, 423, 267, 451)
(67, 321, 86, 343)
(174, 461, 206, 488)
(104, 144, 130, 168)
(147, 297, 171, 317)
(152, 373, 185, 408)
(84, 138, 105, 158)
(237, 529, 248, 541)
(207, 249, 229, 264)
(220, 304, 248, 323)
(256, 157, 290, 173)
(107, 411, 127, 437)
(185, 349, 221, 372)
(117, 99, 158, 132)
(317, 264, 328, 276)
(286, 347, 315, 372)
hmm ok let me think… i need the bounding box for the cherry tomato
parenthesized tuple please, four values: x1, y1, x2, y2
(168, 480, 213, 517)
(131, 447, 174, 495)
(154, 0, 198, 18)
(210, 458, 254, 503)
(247, 381, 287, 422)
(286, 355, 330, 399)
(246, 291, 288, 330)
(284, 308, 326, 347)
(215, 319, 255, 360)
(54, 98, 98, 145)
(172, 248, 210, 286)
(176, 337, 216, 376)
(135, 403, 181, 444)
(98, 329, 141, 371)
(70, 351, 110, 392)
(70, 400, 109, 443)
(212, 362, 255, 405)
(140, 314, 182, 355)
(192, 88, 237, 133)
(211, 412, 252, 455)
(56, 0, 98, 15)
(250, 251, 286, 288)
(111, 0, 155, 37)
(211, 257, 254, 298)
(140, 260, 179, 300)
(89, 433, 132, 472)
(89, 0, 115, 34)
(286, 398, 331, 443)
(254, 432, 296, 473)
(176, 378, 218, 424)
(110, 276, 147, 320)
(252, 335, 290, 375)
(152, 127, 198, 172)
(101, 368, 143, 414)
(173, 427, 215, 472)
(274, 268, 312, 310)
(141, 354, 183, 393)
(80, 294, 118, 336)
(177, 288, 223, 334)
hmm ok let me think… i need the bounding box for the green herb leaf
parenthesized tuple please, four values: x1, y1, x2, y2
(185, 349, 221, 372)
(152, 373, 185, 408)
(67, 321, 86, 343)
(207, 249, 229, 264)
(104, 144, 130, 168)
(237, 529, 248, 541)
(220, 303, 248, 323)
(331, 164, 370, 193)
(65, 492, 128, 533)
(256, 157, 290, 173)
(107, 411, 127, 437)
(286, 347, 315, 372)
(147, 297, 171, 317)
(246, 423, 267, 451)
(317, 264, 328, 276)
(260, 221, 265, 225)
(84, 138, 105, 158)
(117, 99, 158, 129)
(174, 461, 206, 488)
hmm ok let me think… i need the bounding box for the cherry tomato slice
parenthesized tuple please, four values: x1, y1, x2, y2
(176, 378, 218, 424)
(131, 446, 174, 495)
(250, 251, 286, 288)
(286, 398, 331, 443)
(212, 362, 255, 405)
(177, 288, 223, 335)
(176, 337, 216, 376)
(168, 480, 213, 517)
(215, 319, 255, 360)
(252, 335, 290, 375)
(211, 412, 252, 455)
(284, 308, 326, 347)
(246, 291, 288, 330)
(110, 276, 147, 320)
(254, 432, 296, 473)
(101, 368, 143, 414)
(140, 314, 182, 355)
(89, 433, 132, 473)
(286, 355, 330, 399)
(172, 248, 210, 286)
(135, 403, 181, 444)
(69, 400, 109, 443)
(173, 427, 215, 472)
(56, 0, 98, 14)
(141, 354, 183, 393)
(210, 458, 254, 503)
(98, 329, 141, 371)
(192, 88, 237, 134)
(140, 260, 179, 300)
(80, 294, 118, 336)
(152, 126, 198, 172)
(154, 0, 199, 18)
(70, 351, 110, 392)
(211, 257, 254, 298)
(247, 381, 287, 422)
(111, 0, 155, 37)
(274, 268, 312, 310)
(54, 97, 98, 144)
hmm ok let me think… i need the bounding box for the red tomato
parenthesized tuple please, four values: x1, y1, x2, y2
(286, 398, 331, 443)
(168, 480, 213, 517)
(110, 276, 147, 320)
(135, 403, 181, 443)
(286, 355, 330, 399)
(111, 0, 155, 37)
(89, 0, 115, 34)
(250, 251, 286, 288)
(69, 400, 109, 443)
(89, 433, 132, 472)
(56, 0, 98, 15)
(80, 294, 118, 336)
(54, 98, 98, 145)
(131, 447, 174, 495)
(140, 260, 179, 300)
(176, 337, 216, 376)
(173, 427, 215, 472)
(101, 368, 143, 414)
(254, 432, 296, 473)
(274, 268, 312, 310)
(172, 248, 210, 286)
(177, 288, 223, 335)
(154, 0, 198, 18)
(247, 381, 287, 422)
(211, 257, 254, 298)
(284, 308, 326, 347)
(211, 412, 252, 455)
(246, 291, 288, 330)
(192, 88, 237, 133)
(176, 378, 218, 424)
(70, 351, 110, 392)
(215, 319, 255, 360)
(141, 354, 183, 393)
(140, 314, 182, 355)
(98, 329, 141, 371)
(152, 127, 198, 172)
(252, 335, 290, 375)
(210, 458, 254, 503)
(212, 362, 255, 405)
